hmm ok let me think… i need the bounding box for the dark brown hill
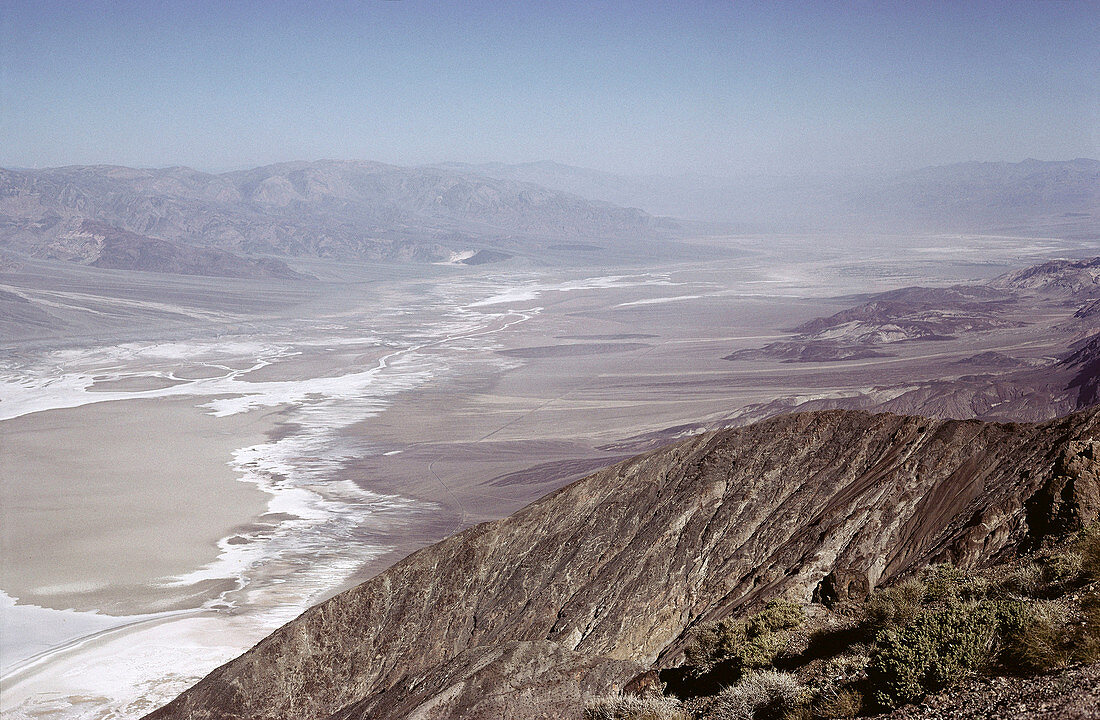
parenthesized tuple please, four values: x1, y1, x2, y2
(146, 406, 1100, 720)
(727, 256, 1099, 363)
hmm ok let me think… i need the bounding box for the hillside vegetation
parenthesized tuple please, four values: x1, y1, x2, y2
(587, 527, 1100, 719)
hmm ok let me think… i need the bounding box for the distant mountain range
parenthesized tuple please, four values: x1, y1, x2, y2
(1, 158, 1096, 279)
(448, 158, 1100, 234)
(0, 160, 670, 277)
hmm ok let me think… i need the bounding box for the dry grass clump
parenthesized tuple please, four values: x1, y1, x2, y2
(1079, 525, 1100, 581)
(1041, 551, 1082, 584)
(583, 695, 690, 720)
(997, 562, 1045, 598)
(1076, 591, 1100, 662)
(996, 589, 1100, 671)
(863, 577, 924, 631)
(997, 599, 1073, 673)
(703, 670, 809, 720)
(810, 684, 864, 719)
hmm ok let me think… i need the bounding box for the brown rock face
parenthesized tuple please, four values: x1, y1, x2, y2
(146, 407, 1100, 720)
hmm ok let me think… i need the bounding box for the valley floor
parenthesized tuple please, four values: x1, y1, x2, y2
(0, 232, 1095, 719)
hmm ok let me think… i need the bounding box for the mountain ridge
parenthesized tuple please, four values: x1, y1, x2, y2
(145, 405, 1100, 720)
(0, 160, 671, 273)
(450, 158, 1100, 231)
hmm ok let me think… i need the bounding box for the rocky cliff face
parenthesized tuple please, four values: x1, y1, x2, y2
(147, 407, 1100, 720)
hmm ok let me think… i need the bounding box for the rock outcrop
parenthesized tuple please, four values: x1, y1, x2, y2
(147, 406, 1100, 720)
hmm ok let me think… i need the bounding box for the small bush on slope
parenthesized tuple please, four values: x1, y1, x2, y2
(863, 577, 924, 632)
(702, 670, 808, 720)
(867, 601, 998, 709)
(686, 601, 805, 677)
(921, 564, 988, 602)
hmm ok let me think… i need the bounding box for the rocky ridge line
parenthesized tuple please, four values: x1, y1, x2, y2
(147, 406, 1100, 720)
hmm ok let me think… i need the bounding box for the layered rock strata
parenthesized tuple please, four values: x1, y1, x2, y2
(147, 407, 1100, 720)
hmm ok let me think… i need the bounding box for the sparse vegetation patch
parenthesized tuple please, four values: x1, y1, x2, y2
(685, 600, 805, 679)
(597, 525, 1100, 719)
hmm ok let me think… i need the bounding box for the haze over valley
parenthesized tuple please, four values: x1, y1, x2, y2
(2, 2, 1098, 719)
(2, 157, 1096, 718)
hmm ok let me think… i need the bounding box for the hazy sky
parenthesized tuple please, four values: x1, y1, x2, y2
(2, 0, 1097, 176)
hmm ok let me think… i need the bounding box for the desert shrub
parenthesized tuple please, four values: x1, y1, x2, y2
(686, 618, 745, 674)
(686, 600, 805, 676)
(1079, 525, 1100, 581)
(997, 600, 1072, 672)
(705, 670, 809, 720)
(583, 695, 689, 720)
(810, 684, 864, 719)
(819, 651, 870, 683)
(1041, 551, 1082, 585)
(866, 601, 997, 709)
(863, 578, 924, 632)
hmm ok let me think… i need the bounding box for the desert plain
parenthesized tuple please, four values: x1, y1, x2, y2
(1, 230, 1096, 718)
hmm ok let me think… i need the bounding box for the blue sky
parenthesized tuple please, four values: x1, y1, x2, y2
(2, 0, 1097, 175)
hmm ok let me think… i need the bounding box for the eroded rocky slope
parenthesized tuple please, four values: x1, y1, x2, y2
(147, 406, 1100, 720)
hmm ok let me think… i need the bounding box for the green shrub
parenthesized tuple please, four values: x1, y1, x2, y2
(686, 600, 805, 676)
(583, 696, 689, 720)
(705, 670, 809, 720)
(867, 602, 996, 709)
